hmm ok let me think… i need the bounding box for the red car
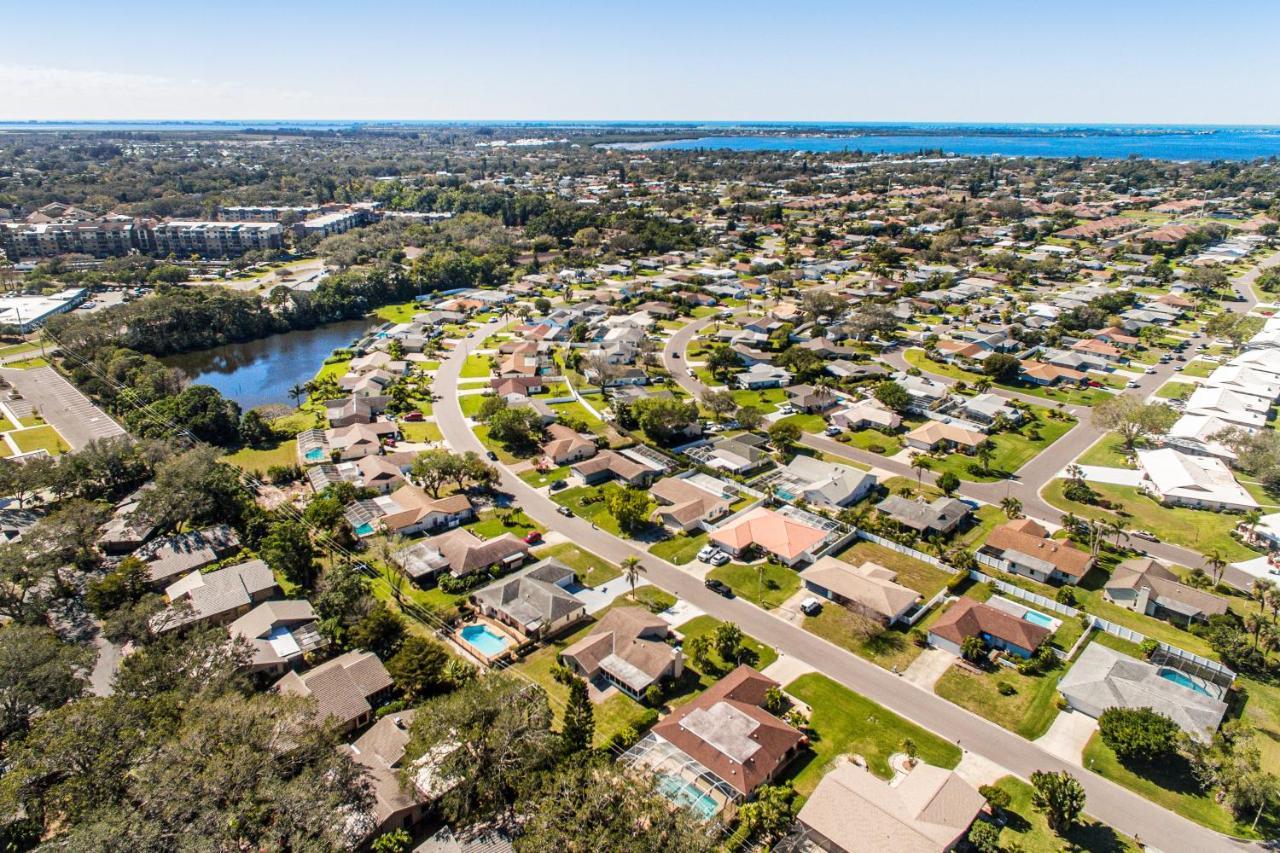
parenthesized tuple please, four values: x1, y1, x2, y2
(523, 531, 543, 545)
(403, 411, 424, 422)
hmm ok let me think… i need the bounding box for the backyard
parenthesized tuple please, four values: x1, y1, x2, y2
(833, 539, 953, 598)
(532, 541, 621, 588)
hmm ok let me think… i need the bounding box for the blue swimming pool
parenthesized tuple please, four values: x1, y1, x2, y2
(304, 447, 326, 461)
(354, 522, 374, 537)
(1159, 667, 1212, 696)
(655, 773, 721, 819)
(460, 624, 511, 657)
(1023, 610, 1055, 628)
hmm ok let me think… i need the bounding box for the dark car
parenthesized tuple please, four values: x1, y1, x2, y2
(549, 479, 568, 491)
(486, 451, 499, 461)
(704, 579, 733, 597)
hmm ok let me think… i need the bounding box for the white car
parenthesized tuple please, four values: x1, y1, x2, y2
(1145, 367, 1157, 374)
(709, 551, 731, 567)
(824, 425, 842, 437)
(800, 597, 823, 616)
(696, 545, 718, 562)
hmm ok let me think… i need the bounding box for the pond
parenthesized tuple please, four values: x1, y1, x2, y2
(161, 318, 372, 410)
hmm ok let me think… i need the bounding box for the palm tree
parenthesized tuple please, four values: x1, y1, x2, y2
(1001, 497, 1023, 519)
(1106, 518, 1129, 549)
(1062, 511, 1081, 537)
(909, 453, 933, 488)
(1243, 509, 1263, 543)
(621, 555, 646, 595)
(288, 384, 307, 406)
(1205, 549, 1228, 588)
(976, 441, 996, 476)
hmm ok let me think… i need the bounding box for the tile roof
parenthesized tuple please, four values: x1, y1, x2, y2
(710, 506, 828, 561)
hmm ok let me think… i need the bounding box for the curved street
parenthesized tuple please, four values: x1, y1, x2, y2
(436, 316, 1253, 853)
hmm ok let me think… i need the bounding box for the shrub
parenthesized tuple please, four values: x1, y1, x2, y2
(644, 684, 664, 708)
(1055, 586, 1078, 607)
(997, 681, 1017, 696)
(946, 570, 969, 593)
(1098, 706, 1182, 763)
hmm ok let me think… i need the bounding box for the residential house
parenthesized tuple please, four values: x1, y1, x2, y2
(903, 421, 986, 454)
(709, 506, 833, 567)
(801, 558, 921, 626)
(875, 495, 970, 537)
(471, 560, 587, 641)
(328, 422, 399, 461)
(345, 486, 475, 538)
(541, 423, 598, 465)
(960, 393, 1022, 427)
(979, 518, 1093, 585)
(650, 476, 734, 532)
(1137, 448, 1258, 512)
(97, 485, 157, 554)
(1104, 557, 1229, 625)
(769, 455, 876, 509)
(395, 529, 530, 585)
(927, 597, 1050, 659)
(797, 759, 986, 853)
(324, 395, 389, 428)
(156, 559, 279, 631)
(343, 711, 430, 838)
(1019, 360, 1087, 387)
(228, 600, 327, 674)
(830, 398, 901, 432)
(1057, 644, 1227, 741)
(784, 384, 841, 413)
(685, 434, 773, 476)
(643, 666, 807, 803)
(571, 449, 657, 487)
(560, 607, 683, 699)
(736, 363, 792, 389)
(139, 524, 241, 588)
(274, 649, 394, 733)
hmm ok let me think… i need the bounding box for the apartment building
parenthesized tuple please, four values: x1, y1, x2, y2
(152, 220, 283, 257)
(1, 216, 142, 260)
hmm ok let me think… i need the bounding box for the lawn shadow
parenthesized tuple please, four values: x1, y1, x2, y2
(1116, 752, 1204, 797)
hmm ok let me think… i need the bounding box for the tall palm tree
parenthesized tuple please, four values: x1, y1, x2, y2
(621, 555, 646, 595)
(1205, 549, 1228, 588)
(1001, 497, 1023, 520)
(288, 384, 307, 407)
(976, 441, 996, 476)
(1106, 518, 1129, 549)
(909, 453, 933, 488)
(1243, 509, 1263, 543)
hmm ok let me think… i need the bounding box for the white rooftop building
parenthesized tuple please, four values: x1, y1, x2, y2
(1137, 447, 1257, 512)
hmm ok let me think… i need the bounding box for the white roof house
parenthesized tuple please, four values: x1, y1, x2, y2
(1185, 386, 1269, 429)
(1137, 448, 1257, 512)
(769, 455, 876, 508)
(1202, 365, 1280, 402)
(1165, 414, 1244, 461)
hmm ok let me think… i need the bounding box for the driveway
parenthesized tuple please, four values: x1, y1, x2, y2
(433, 317, 1254, 853)
(1066, 465, 1144, 487)
(570, 579, 651, 615)
(1035, 709, 1099, 766)
(901, 647, 956, 688)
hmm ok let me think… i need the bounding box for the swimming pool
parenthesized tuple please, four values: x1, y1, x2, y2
(1023, 610, 1055, 628)
(1159, 667, 1212, 697)
(304, 447, 326, 462)
(655, 773, 721, 819)
(354, 522, 375, 537)
(459, 624, 511, 658)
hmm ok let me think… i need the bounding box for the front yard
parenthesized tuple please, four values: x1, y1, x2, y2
(783, 673, 961, 795)
(550, 484, 658, 538)
(803, 599, 949, 672)
(989, 775, 1140, 853)
(705, 560, 802, 609)
(933, 658, 1065, 740)
(1042, 479, 1258, 561)
(648, 530, 709, 565)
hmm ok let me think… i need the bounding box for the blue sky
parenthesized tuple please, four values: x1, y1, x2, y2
(3, 0, 1278, 123)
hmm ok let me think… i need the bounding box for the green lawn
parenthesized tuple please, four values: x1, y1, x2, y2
(833, 540, 952, 598)
(548, 400, 606, 431)
(933, 661, 1064, 739)
(467, 508, 543, 541)
(902, 349, 1112, 406)
(0, 341, 41, 359)
(459, 393, 490, 418)
(471, 425, 529, 463)
(706, 560, 802, 609)
(730, 387, 787, 414)
(460, 354, 492, 379)
(223, 438, 298, 473)
(10, 425, 70, 456)
(1156, 380, 1195, 400)
(1076, 432, 1135, 468)
(990, 775, 1140, 853)
(510, 617, 659, 748)
(784, 673, 961, 795)
(1082, 732, 1260, 838)
(803, 599, 949, 673)
(1042, 479, 1258, 561)
(551, 484, 657, 538)
(648, 530, 709, 565)
(373, 301, 423, 323)
(928, 410, 1076, 482)
(1179, 360, 1218, 378)
(399, 421, 442, 443)
(532, 542, 621, 588)
(843, 428, 903, 456)
(5, 357, 49, 369)
(676, 615, 778, 673)
(517, 465, 570, 488)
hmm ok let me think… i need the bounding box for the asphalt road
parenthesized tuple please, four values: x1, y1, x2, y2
(435, 318, 1251, 853)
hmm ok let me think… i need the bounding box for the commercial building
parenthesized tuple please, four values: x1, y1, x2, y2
(0, 288, 88, 332)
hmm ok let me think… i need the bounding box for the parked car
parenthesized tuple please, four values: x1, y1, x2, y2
(549, 479, 568, 491)
(800, 597, 823, 616)
(402, 411, 424, 422)
(704, 579, 733, 597)
(487, 451, 499, 461)
(556, 506, 574, 517)
(523, 531, 543, 545)
(824, 425, 842, 437)
(709, 551, 731, 567)
(672, 352, 680, 358)
(697, 544, 718, 562)
(1132, 530, 1157, 541)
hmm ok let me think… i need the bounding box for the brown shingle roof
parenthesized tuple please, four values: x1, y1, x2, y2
(929, 598, 1050, 653)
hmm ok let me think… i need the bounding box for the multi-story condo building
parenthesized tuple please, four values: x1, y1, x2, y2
(219, 205, 320, 222)
(1, 215, 142, 260)
(152, 221, 283, 257)
(301, 209, 366, 238)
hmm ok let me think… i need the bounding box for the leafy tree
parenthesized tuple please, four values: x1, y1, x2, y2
(983, 352, 1022, 380)
(1091, 394, 1178, 452)
(768, 419, 802, 450)
(700, 388, 737, 422)
(713, 622, 743, 662)
(960, 635, 986, 662)
(736, 405, 765, 431)
(1030, 769, 1086, 834)
(606, 488, 651, 534)
(259, 520, 317, 589)
(873, 380, 911, 413)
(632, 398, 700, 445)
(775, 346, 825, 382)
(936, 470, 961, 496)
(137, 447, 251, 531)
(560, 676, 594, 755)
(386, 636, 451, 701)
(0, 625, 91, 742)
(403, 674, 557, 822)
(967, 820, 1002, 853)
(736, 784, 796, 844)
(238, 409, 274, 447)
(1098, 706, 1182, 763)
(312, 562, 372, 644)
(411, 448, 464, 498)
(978, 783, 1012, 814)
(705, 345, 742, 381)
(86, 556, 150, 616)
(486, 405, 545, 453)
(348, 601, 406, 659)
(372, 829, 413, 853)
